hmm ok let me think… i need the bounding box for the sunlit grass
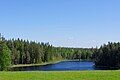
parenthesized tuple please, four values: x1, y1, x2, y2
(0, 70, 120, 80)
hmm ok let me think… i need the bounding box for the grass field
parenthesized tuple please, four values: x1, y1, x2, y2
(0, 70, 120, 80)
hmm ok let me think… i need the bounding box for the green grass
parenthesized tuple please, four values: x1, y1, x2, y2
(0, 70, 120, 80)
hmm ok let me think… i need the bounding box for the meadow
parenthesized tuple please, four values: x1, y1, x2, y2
(0, 70, 120, 80)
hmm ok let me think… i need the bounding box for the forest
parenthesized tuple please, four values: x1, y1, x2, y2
(93, 42, 120, 69)
(0, 34, 93, 70)
(0, 34, 120, 70)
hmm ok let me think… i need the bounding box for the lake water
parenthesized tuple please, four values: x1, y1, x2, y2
(13, 61, 102, 71)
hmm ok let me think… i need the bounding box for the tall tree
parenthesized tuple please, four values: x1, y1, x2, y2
(0, 41, 11, 71)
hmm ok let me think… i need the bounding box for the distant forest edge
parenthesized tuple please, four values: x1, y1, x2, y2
(0, 34, 120, 70)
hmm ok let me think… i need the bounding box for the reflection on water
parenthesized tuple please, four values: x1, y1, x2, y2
(12, 61, 104, 71)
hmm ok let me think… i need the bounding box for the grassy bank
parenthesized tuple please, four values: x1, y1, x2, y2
(11, 60, 64, 68)
(0, 70, 120, 80)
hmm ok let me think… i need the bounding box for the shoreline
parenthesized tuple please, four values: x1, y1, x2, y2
(11, 60, 63, 68)
(11, 59, 93, 68)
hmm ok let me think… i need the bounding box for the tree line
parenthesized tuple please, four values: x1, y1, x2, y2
(1, 34, 120, 70)
(0, 34, 93, 70)
(93, 42, 120, 69)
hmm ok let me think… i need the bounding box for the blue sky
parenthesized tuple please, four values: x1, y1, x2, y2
(0, 0, 120, 48)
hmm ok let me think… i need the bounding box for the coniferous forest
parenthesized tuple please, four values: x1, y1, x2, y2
(93, 42, 120, 69)
(0, 34, 94, 70)
(1, 34, 120, 70)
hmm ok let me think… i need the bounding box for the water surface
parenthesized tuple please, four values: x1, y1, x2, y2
(13, 61, 97, 71)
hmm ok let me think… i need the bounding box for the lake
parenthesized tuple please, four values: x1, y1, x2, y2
(13, 61, 103, 71)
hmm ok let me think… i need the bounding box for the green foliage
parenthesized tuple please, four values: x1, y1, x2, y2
(0, 42, 11, 71)
(0, 34, 94, 68)
(93, 42, 120, 69)
(5, 39, 93, 65)
(2, 33, 120, 70)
